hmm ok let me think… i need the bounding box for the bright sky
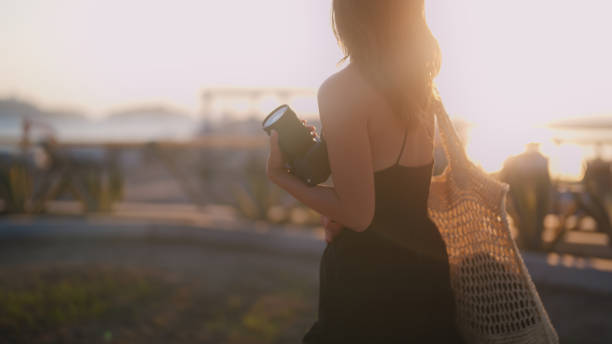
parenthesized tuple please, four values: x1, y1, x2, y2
(0, 0, 342, 116)
(1, 0, 612, 176)
(2, 0, 610, 119)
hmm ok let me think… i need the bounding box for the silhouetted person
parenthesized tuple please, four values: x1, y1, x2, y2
(583, 144, 612, 199)
(581, 144, 612, 238)
(500, 143, 552, 251)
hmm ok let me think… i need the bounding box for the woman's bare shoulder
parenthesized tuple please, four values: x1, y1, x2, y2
(317, 64, 375, 121)
(319, 64, 371, 97)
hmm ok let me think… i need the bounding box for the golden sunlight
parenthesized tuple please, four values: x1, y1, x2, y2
(427, 0, 612, 179)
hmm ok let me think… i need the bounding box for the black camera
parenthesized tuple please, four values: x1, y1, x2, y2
(262, 104, 331, 186)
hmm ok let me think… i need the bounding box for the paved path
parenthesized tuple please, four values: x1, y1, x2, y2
(3, 215, 612, 292)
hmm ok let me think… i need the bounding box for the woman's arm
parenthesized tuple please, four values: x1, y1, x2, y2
(267, 77, 375, 232)
(268, 168, 367, 230)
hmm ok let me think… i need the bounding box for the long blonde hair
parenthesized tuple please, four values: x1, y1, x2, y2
(331, 0, 441, 132)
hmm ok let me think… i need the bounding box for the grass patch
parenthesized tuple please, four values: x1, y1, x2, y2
(0, 264, 317, 343)
(0, 265, 167, 342)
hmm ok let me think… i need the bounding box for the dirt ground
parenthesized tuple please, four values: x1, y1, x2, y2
(1, 224, 611, 344)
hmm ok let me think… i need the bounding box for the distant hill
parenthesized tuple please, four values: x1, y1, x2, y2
(0, 99, 198, 141)
(549, 115, 612, 130)
(105, 105, 193, 123)
(98, 105, 197, 140)
(199, 114, 263, 135)
(0, 97, 87, 122)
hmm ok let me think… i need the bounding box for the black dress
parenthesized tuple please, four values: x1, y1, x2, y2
(303, 129, 465, 343)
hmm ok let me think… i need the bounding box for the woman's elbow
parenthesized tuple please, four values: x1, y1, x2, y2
(349, 210, 374, 232)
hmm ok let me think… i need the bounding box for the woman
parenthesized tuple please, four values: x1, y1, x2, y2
(266, 0, 464, 342)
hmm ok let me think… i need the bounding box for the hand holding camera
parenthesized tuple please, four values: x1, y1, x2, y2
(266, 121, 317, 179)
(262, 104, 331, 186)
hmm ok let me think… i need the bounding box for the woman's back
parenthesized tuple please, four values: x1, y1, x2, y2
(303, 64, 464, 343)
(294, 1, 467, 341)
(322, 64, 435, 173)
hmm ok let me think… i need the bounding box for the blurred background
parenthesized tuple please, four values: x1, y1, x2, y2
(1, 0, 611, 343)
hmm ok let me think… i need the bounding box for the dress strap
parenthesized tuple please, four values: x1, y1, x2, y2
(395, 127, 408, 165)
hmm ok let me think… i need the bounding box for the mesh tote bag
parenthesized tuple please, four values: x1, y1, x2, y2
(427, 99, 559, 344)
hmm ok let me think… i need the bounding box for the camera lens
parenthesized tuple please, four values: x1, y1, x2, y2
(263, 105, 288, 129)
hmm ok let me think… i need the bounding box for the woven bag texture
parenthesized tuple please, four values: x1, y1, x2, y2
(427, 100, 559, 344)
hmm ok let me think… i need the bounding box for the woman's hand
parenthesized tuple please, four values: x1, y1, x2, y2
(322, 215, 344, 243)
(302, 119, 318, 140)
(266, 120, 318, 182)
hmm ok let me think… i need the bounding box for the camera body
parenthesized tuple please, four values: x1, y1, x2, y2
(262, 104, 331, 186)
